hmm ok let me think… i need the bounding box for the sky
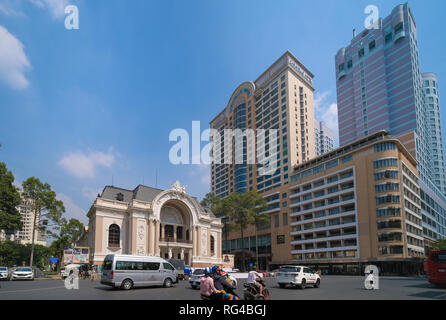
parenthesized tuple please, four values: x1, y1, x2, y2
(0, 0, 445, 225)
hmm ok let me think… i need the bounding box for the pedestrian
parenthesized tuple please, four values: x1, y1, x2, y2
(91, 267, 96, 282)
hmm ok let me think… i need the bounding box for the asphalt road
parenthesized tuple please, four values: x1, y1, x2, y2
(0, 276, 445, 300)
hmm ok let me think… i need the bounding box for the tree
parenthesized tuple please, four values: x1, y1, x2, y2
(0, 162, 23, 233)
(200, 192, 226, 217)
(61, 218, 84, 246)
(245, 191, 268, 270)
(49, 218, 84, 270)
(431, 239, 446, 250)
(22, 177, 65, 267)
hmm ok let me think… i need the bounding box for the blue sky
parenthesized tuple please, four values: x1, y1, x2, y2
(0, 0, 445, 224)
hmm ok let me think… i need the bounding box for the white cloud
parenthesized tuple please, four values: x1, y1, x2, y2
(0, 1, 25, 16)
(0, 0, 72, 20)
(38, 0, 71, 19)
(314, 90, 339, 146)
(0, 25, 31, 90)
(57, 193, 87, 224)
(58, 148, 116, 179)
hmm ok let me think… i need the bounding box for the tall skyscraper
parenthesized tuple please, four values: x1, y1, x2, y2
(314, 120, 334, 156)
(422, 73, 446, 195)
(335, 3, 446, 243)
(210, 51, 316, 198)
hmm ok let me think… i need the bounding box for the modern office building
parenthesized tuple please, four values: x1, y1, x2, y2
(314, 120, 335, 156)
(210, 51, 316, 198)
(335, 3, 433, 188)
(335, 3, 446, 245)
(222, 131, 425, 274)
(422, 73, 446, 195)
(0, 191, 47, 246)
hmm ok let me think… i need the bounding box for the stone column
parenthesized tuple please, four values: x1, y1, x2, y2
(174, 226, 177, 242)
(148, 220, 154, 255)
(155, 220, 160, 256)
(197, 227, 202, 257)
(161, 223, 165, 241)
(192, 227, 197, 256)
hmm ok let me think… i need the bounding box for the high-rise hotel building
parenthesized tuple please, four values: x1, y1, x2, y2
(314, 120, 335, 156)
(422, 73, 446, 196)
(335, 4, 446, 244)
(221, 131, 425, 274)
(210, 51, 316, 198)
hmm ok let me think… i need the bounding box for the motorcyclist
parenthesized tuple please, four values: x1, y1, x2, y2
(212, 266, 239, 300)
(247, 270, 264, 298)
(200, 270, 221, 300)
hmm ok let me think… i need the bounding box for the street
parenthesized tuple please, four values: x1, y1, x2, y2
(0, 276, 445, 300)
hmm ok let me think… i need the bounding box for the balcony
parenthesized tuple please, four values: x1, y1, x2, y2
(159, 237, 192, 244)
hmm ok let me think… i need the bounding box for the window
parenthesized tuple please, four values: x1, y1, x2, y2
(394, 22, 403, 34)
(347, 60, 353, 69)
(374, 158, 398, 169)
(385, 32, 392, 44)
(163, 263, 175, 270)
(108, 224, 120, 247)
(374, 142, 396, 152)
(277, 235, 285, 244)
(326, 159, 338, 170)
(358, 48, 365, 58)
(369, 40, 376, 51)
(342, 155, 353, 163)
(210, 236, 215, 255)
(339, 63, 345, 72)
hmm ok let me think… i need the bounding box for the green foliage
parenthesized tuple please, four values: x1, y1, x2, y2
(21, 177, 66, 266)
(431, 239, 446, 250)
(0, 241, 51, 269)
(0, 162, 22, 231)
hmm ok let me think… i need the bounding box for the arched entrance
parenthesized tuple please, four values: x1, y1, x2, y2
(159, 200, 193, 265)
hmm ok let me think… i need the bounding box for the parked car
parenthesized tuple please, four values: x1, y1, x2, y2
(101, 254, 178, 290)
(189, 268, 205, 289)
(269, 269, 280, 277)
(11, 267, 34, 281)
(0, 267, 9, 280)
(276, 265, 320, 289)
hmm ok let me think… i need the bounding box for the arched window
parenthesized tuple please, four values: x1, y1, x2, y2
(210, 236, 215, 255)
(108, 224, 120, 247)
(186, 230, 190, 241)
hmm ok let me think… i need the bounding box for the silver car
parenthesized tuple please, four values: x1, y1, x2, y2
(0, 267, 9, 280)
(189, 268, 205, 289)
(101, 254, 178, 290)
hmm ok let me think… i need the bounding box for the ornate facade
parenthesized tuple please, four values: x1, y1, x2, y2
(78, 182, 223, 267)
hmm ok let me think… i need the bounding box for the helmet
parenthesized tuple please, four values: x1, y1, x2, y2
(211, 265, 220, 273)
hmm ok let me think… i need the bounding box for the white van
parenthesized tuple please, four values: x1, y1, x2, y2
(101, 254, 178, 290)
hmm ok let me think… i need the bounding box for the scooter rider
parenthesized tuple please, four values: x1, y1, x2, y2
(212, 266, 239, 300)
(200, 269, 222, 300)
(247, 270, 264, 298)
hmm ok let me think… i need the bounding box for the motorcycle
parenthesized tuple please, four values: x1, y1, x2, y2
(243, 279, 270, 300)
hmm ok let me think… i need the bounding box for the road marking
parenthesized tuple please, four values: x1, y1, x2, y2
(0, 285, 66, 294)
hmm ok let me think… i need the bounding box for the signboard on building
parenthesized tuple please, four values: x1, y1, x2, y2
(221, 254, 235, 269)
(63, 246, 90, 264)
